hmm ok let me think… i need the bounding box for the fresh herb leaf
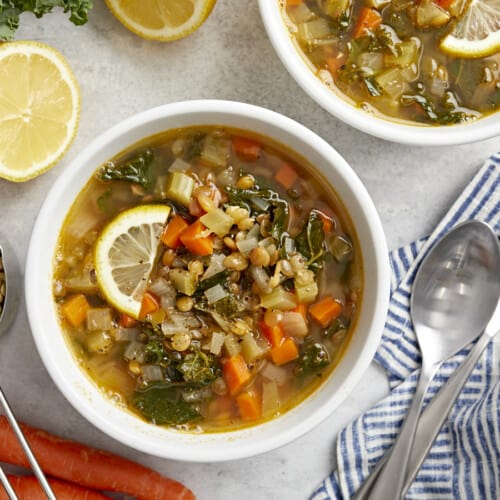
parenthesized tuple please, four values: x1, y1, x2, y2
(100, 149, 154, 190)
(400, 93, 471, 125)
(295, 342, 330, 378)
(178, 350, 218, 384)
(214, 294, 242, 318)
(324, 316, 349, 338)
(96, 188, 112, 214)
(0, 0, 92, 41)
(132, 384, 200, 425)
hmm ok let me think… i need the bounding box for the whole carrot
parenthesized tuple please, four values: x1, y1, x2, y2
(0, 475, 109, 500)
(0, 416, 194, 500)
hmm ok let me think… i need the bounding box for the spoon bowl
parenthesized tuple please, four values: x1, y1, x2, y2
(355, 220, 500, 500)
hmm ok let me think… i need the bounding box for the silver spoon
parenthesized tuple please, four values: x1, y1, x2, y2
(0, 237, 56, 500)
(354, 220, 500, 500)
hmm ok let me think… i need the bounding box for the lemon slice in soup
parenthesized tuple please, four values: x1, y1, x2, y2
(94, 205, 171, 319)
(104, 0, 217, 41)
(440, 0, 500, 58)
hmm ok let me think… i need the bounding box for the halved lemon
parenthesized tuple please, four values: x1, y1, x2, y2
(0, 41, 80, 182)
(104, 0, 217, 41)
(94, 205, 171, 319)
(440, 0, 500, 58)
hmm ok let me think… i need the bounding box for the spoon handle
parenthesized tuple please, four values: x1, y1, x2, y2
(0, 388, 56, 500)
(0, 465, 18, 500)
(353, 361, 436, 500)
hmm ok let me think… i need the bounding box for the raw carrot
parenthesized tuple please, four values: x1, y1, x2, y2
(0, 416, 195, 500)
(309, 296, 342, 327)
(326, 54, 346, 78)
(222, 354, 251, 395)
(162, 215, 189, 249)
(179, 219, 213, 256)
(259, 320, 284, 348)
(317, 211, 333, 233)
(61, 294, 90, 327)
(0, 475, 108, 500)
(274, 163, 298, 190)
(139, 291, 160, 319)
(271, 337, 299, 366)
(118, 313, 138, 328)
(232, 136, 261, 161)
(353, 8, 382, 39)
(236, 390, 261, 420)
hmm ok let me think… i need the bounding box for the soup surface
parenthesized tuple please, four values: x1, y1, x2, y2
(283, 0, 500, 125)
(54, 126, 362, 432)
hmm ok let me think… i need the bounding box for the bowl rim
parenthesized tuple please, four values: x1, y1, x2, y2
(257, 0, 500, 146)
(25, 99, 391, 461)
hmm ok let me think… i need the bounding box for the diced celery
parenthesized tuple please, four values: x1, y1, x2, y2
(321, 0, 352, 19)
(86, 308, 112, 331)
(262, 380, 280, 416)
(375, 67, 408, 99)
(64, 275, 97, 294)
(385, 39, 420, 68)
(169, 157, 191, 172)
(241, 333, 264, 363)
(224, 333, 241, 357)
(281, 311, 308, 337)
(153, 175, 168, 199)
(289, 3, 316, 24)
(86, 331, 113, 354)
(295, 282, 319, 304)
(260, 287, 297, 310)
(358, 52, 384, 75)
(201, 135, 230, 168)
(298, 18, 332, 44)
(169, 269, 197, 296)
(200, 208, 234, 237)
(204, 284, 228, 304)
(415, 0, 450, 29)
(165, 172, 194, 207)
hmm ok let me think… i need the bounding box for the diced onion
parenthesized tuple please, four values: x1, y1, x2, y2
(161, 320, 187, 336)
(124, 341, 146, 363)
(204, 284, 228, 304)
(250, 196, 270, 211)
(236, 237, 258, 255)
(261, 362, 288, 386)
(251, 266, 271, 294)
(262, 380, 280, 415)
(281, 312, 308, 337)
(169, 311, 201, 328)
(115, 327, 140, 342)
(169, 157, 192, 172)
(148, 277, 175, 297)
(141, 365, 164, 382)
(86, 308, 112, 331)
(224, 333, 241, 357)
(210, 331, 226, 355)
(202, 253, 226, 279)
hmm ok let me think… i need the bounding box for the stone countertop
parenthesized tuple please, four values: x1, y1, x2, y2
(0, 1, 498, 499)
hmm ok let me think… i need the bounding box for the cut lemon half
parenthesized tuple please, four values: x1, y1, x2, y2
(0, 41, 80, 182)
(104, 0, 217, 41)
(94, 205, 171, 319)
(440, 0, 500, 58)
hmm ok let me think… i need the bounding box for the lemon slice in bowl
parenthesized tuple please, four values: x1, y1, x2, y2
(0, 41, 80, 182)
(440, 0, 500, 58)
(104, 0, 217, 41)
(94, 205, 171, 319)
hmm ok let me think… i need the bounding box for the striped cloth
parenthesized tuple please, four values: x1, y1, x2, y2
(312, 153, 500, 500)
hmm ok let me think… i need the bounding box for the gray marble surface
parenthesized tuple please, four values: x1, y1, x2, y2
(0, 1, 499, 499)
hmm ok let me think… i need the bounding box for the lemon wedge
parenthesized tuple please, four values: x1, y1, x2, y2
(0, 41, 80, 182)
(440, 0, 500, 58)
(94, 205, 171, 319)
(104, 0, 217, 41)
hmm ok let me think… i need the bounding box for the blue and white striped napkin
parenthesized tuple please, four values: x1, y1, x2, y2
(312, 153, 500, 500)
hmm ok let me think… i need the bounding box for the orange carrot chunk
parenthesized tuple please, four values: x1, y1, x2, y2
(309, 296, 342, 327)
(274, 162, 298, 190)
(259, 320, 284, 348)
(0, 416, 195, 500)
(435, 0, 454, 7)
(353, 8, 382, 39)
(236, 390, 261, 421)
(271, 337, 299, 366)
(119, 313, 138, 328)
(162, 215, 189, 249)
(61, 294, 90, 328)
(287, 0, 304, 5)
(232, 136, 261, 161)
(223, 354, 251, 395)
(0, 475, 109, 500)
(139, 291, 160, 319)
(179, 219, 213, 256)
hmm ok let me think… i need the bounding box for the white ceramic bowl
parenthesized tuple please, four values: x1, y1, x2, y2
(258, 1, 500, 146)
(26, 100, 390, 462)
